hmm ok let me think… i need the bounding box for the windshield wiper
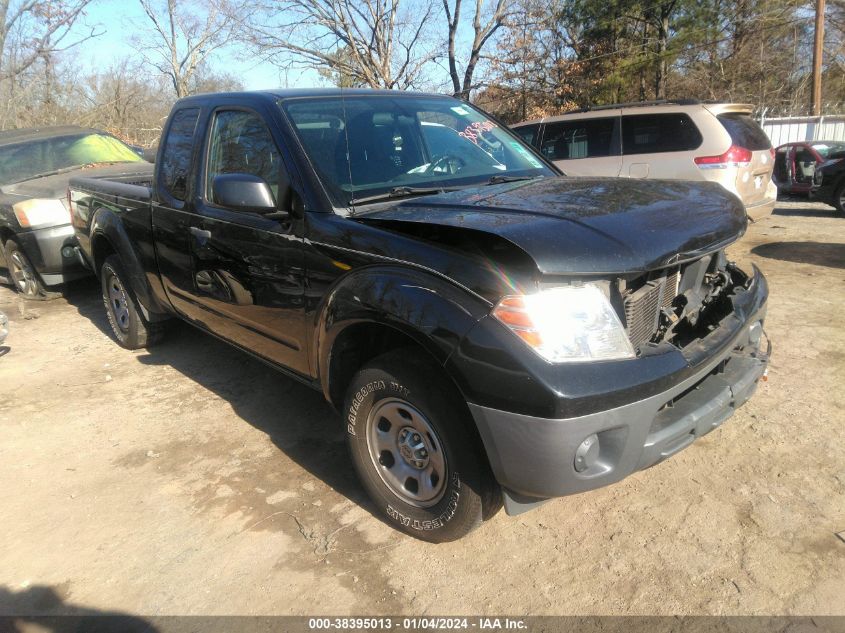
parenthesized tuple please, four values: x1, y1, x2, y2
(17, 162, 128, 183)
(349, 185, 461, 206)
(486, 175, 540, 185)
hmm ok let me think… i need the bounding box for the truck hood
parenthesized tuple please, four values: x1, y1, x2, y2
(355, 177, 747, 275)
(0, 162, 153, 201)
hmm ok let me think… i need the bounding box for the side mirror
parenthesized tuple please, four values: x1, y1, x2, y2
(212, 173, 276, 213)
(143, 147, 157, 163)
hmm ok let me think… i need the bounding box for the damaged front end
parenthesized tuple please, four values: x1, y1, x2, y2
(466, 255, 770, 511)
(614, 251, 769, 363)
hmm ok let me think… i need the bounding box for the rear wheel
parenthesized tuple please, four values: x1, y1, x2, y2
(100, 254, 164, 349)
(344, 348, 498, 542)
(3, 239, 59, 300)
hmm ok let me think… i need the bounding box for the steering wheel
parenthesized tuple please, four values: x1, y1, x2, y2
(425, 153, 466, 175)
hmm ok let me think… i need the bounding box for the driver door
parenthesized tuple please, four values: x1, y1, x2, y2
(187, 107, 308, 375)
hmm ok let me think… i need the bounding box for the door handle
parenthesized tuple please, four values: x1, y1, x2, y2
(190, 226, 211, 240)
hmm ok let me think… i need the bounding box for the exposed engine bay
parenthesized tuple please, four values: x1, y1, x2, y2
(615, 249, 743, 352)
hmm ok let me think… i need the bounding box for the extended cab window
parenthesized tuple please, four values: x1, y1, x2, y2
(622, 113, 702, 155)
(541, 118, 617, 160)
(206, 110, 282, 203)
(159, 108, 199, 201)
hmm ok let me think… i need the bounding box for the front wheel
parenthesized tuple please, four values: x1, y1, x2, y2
(3, 239, 59, 300)
(344, 349, 498, 542)
(100, 254, 164, 349)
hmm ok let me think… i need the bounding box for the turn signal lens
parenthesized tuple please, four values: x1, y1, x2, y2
(491, 285, 635, 363)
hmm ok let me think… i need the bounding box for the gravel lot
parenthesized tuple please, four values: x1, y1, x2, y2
(0, 200, 843, 618)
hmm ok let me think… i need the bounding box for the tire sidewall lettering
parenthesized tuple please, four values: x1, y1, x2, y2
(346, 377, 461, 532)
(346, 379, 409, 436)
(386, 472, 461, 531)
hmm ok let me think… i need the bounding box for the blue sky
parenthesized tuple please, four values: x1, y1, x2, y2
(76, 1, 322, 90)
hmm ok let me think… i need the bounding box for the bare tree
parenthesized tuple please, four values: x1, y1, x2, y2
(443, 0, 510, 100)
(135, 0, 245, 98)
(0, 0, 97, 81)
(71, 58, 174, 145)
(246, 0, 438, 89)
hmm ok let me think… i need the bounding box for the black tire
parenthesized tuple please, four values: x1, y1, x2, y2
(3, 239, 60, 301)
(833, 181, 845, 214)
(344, 348, 498, 542)
(100, 254, 164, 349)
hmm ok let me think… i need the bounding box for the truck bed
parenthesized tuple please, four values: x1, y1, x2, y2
(70, 171, 153, 206)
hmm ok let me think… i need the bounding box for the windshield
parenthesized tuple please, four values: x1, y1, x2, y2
(812, 142, 845, 158)
(282, 95, 553, 208)
(0, 133, 142, 185)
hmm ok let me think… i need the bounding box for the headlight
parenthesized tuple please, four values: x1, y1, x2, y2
(492, 284, 635, 363)
(12, 198, 70, 229)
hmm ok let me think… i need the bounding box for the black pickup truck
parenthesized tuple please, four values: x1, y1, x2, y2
(70, 89, 770, 542)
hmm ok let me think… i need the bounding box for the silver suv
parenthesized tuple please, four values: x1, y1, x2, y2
(513, 101, 776, 220)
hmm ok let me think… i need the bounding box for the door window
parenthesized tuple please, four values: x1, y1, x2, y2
(206, 110, 283, 204)
(622, 113, 702, 155)
(159, 108, 200, 201)
(541, 118, 618, 160)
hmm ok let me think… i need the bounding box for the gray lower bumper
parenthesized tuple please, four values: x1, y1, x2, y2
(469, 318, 769, 515)
(14, 224, 88, 285)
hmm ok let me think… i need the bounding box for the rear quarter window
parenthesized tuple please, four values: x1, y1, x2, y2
(622, 113, 703, 155)
(159, 107, 200, 201)
(717, 114, 771, 151)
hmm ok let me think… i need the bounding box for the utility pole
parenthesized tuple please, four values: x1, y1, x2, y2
(811, 0, 825, 116)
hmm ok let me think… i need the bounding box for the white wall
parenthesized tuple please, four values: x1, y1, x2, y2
(760, 115, 845, 146)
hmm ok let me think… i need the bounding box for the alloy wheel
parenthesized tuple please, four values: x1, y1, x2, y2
(9, 251, 38, 296)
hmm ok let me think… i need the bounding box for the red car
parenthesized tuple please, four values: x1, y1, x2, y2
(773, 140, 845, 195)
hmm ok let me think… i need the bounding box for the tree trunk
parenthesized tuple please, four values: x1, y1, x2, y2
(655, 8, 670, 99)
(444, 0, 462, 96)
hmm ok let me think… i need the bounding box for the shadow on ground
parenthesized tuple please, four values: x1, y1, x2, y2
(0, 585, 157, 632)
(61, 279, 375, 520)
(750, 241, 845, 270)
(772, 205, 839, 218)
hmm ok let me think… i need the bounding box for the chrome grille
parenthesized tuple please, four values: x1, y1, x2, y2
(623, 269, 679, 349)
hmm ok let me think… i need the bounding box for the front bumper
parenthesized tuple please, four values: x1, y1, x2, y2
(14, 224, 89, 286)
(467, 269, 770, 514)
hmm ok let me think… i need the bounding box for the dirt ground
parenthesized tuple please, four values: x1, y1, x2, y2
(0, 199, 843, 618)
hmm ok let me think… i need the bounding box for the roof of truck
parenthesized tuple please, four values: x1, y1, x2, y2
(175, 88, 448, 106)
(0, 125, 101, 146)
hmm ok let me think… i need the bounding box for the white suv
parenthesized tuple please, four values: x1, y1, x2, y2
(513, 101, 776, 220)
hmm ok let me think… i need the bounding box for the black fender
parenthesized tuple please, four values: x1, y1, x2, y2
(90, 205, 171, 320)
(314, 264, 492, 405)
